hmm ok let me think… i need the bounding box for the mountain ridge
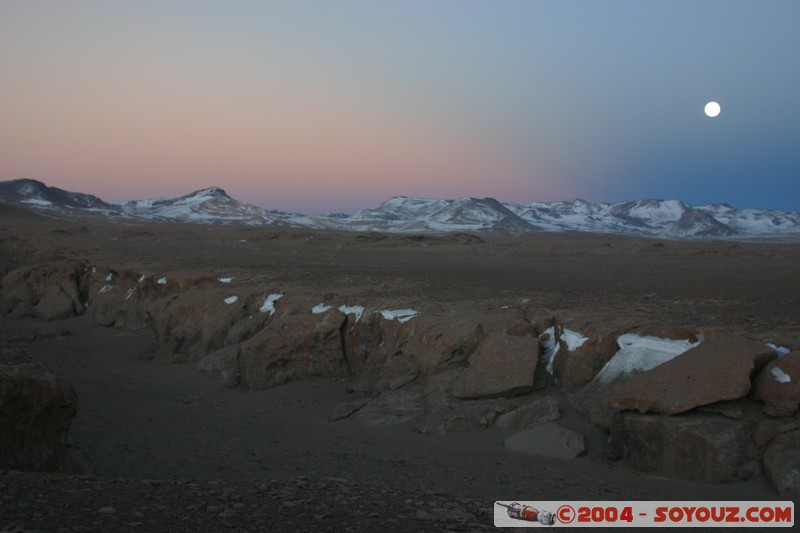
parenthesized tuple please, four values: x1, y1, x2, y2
(2, 178, 799, 239)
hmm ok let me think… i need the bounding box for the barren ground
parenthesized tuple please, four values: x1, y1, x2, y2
(2, 209, 799, 531)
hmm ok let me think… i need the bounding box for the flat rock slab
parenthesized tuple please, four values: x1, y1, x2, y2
(451, 331, 537, 399)
(495, 396, 560, 430)
(611, 333, 776, 415)
(503, 423, 586, 460)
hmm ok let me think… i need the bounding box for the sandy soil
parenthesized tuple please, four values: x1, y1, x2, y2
(2, 209, 799, 530)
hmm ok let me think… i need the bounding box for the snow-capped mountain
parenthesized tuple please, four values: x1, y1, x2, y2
(343, 196, 537, 233)
(349, 196, 449, 221)
(116, 186, 299, 225)
(0, 179, 309, 227)
(0, 178, 116, 213)
(3, 178, 800, 239)
(659, 208, 737, 237)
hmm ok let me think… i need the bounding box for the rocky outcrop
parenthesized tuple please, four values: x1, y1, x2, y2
(83, 268, 173, 329)
(0, 349, 78, 472)
(6, 256, 796, 489)
(762, 431, 800, 498)
(609, 412, 760, 483)
(751, 352, 800, 417)
(239, 309, 349, 390)
(610, 333, 775, 415)
(1, 262, 85, 320)
(451, 327, 538, 399)
(152, 288, 265, 363)
(351, 312, 484, 392)
(503, 423, 586, 460)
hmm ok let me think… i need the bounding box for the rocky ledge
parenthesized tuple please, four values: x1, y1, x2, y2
(1, 257, 799, 497)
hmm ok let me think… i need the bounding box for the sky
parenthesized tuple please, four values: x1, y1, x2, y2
(1, 1, 799, 214)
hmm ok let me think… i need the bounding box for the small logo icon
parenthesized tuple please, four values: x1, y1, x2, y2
(557, 504, 576, 524)
(495, 502, 556, 525)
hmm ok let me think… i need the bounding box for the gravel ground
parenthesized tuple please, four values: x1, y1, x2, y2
(0, 470, 495, 532)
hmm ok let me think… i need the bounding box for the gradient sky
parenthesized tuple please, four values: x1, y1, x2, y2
(2, 1, 799, 214)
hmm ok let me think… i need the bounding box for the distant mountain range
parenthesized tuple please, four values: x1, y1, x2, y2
(2, 178, 800, 240)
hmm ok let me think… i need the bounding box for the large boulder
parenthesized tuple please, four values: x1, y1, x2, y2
(609, 412, 760, 483)
(239, 310, 348, 390)
(451, 328, 538, 399)
(0, 350, 79, 472)
(1, 262, 84, 320)
(751, 352, 800, 417)
(762, 431, 800, 498)
(611, 333, 775, 415)
(503, 423, 586, 460)
(351, 311, 485, 392)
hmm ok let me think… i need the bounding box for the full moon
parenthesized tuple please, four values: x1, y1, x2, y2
(704, 101, 721, 118)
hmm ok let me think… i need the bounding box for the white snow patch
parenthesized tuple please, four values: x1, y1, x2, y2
(138, 275, 145, 283)
(224, 296, 239, 305)
(99, 285, 113, 295)
(379, 309, 419, 323)
(20, 198, 53, 206)
(260, 293, 283, 315)
(218, 277, 234, 283)
(562, 329, 589, 351)
(124, 288, 134, 300)
(540, 331, 559, 375)
(91, 267, 97, 273)
(540, 327, 589, 374)
(338, 305, 365, 322)
(157, 277, 167, 285)
(595, 334, 700, 384)
(312, 304, 332, 314)
(772, 366, 792, 384)
(105, 273, 113, 281)
(767, 343, 791, 357)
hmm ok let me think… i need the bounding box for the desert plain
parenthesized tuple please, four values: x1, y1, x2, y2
(1, 205, 799, 531)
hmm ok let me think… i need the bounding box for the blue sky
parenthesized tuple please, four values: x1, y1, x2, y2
(1, 1, 798, 213)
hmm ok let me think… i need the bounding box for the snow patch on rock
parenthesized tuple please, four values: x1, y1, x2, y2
(540, 327, 589, 374)
(379, 309, 419, 323)
(595, 334, 700, 384)
(772, 366, 792, 383)
(767, 343, 791, 357)
(260, 294, 283, 315)
(338, 305, 365, 322)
